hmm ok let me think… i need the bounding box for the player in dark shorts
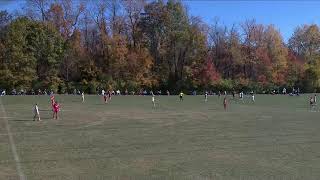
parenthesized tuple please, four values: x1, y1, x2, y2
(108, 90, 112, 100)
(104, 93, 108, 103)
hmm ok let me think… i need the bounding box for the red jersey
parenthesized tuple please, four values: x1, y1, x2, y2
(53, 103, 60, 112)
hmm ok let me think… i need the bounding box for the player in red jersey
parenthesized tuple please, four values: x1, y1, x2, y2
(223, 96, 227, 111)
(53, 101, 60, 120)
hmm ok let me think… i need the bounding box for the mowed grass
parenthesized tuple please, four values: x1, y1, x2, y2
(0, 94, 320, 180)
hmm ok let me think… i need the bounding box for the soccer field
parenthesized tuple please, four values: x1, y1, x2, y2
(0, 94, 320, 180)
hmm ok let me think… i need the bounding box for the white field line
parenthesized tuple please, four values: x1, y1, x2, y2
(0, 98, 26, 180)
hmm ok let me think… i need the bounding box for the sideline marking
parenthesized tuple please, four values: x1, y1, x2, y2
(0, 98, 26, 180)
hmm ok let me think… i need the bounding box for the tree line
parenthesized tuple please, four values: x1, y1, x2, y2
(0, 0, 318, 94)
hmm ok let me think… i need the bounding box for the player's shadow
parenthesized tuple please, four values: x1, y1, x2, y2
(12, 119, 35, 121)
(12, 117, 52, 121)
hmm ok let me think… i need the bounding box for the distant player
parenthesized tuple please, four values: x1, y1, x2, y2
(239, 91, 244, 102)
(152, 94, 156, 108)
(204, 91, 208, 102)
(167, 90, 170, 96)
(310, 97, 316, 112)
(179, 92, 184, 101)
(53, 101, 60, 120)
(33, 103, 41, 121)
(101, 89, 105, 96)
(223, 97, 227, 111)
(81, 92, 85, 102)
(108, 90, 112, 100)
(314, 94, 317, 105)
(103, 93, 108, 103)
(250, 91, 255, 103)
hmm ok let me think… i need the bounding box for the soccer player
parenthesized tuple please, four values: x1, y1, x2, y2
(204, 91, 208, 102)
(104, 93, 108, 103)
(179, 92, 184, 101)
(251, 93, 255, 103)
(81, 92, 85, 102)
(223, 96, 227, 111)
(152, 94, 156, 108)
(53, 101, 60, 120)
(310, 96, 316, 112)
(33, 103, 41, 121)
(167, 90, 170, 96)
(314, 94, 317, 105)
(108, 90, 112, 100)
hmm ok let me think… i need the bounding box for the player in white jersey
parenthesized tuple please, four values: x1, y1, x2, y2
(33, 104, 41, 121)
(152, 94, 156, 108)
(204, 91, 208, 102)
(81, 92, 85, 102)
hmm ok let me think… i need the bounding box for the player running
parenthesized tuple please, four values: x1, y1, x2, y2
(53, 101, 60, 120)
(33, 103, 41, 121)
(103, 93, 108, 103)
(179, 92, 184, 101)
(108, 90, 112, 101)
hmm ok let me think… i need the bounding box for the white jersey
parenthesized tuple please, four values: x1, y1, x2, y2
(152, 96, 155, 102)
(252, 95, 255, 101)
(101, 90, 105, 95)
(34, 105, 39, 115)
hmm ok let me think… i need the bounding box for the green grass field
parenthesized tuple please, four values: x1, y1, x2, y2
(0, 94, 320, 180)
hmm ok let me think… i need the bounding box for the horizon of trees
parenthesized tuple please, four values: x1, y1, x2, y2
(0, 0, 319, 94)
